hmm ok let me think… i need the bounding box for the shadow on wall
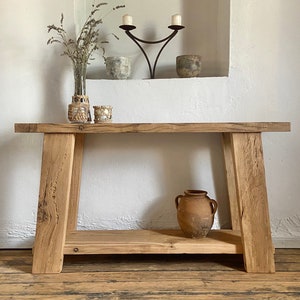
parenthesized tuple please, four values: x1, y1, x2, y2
(181, 0, 230, 77)
(140, 133, 231, 229)
(41, 51, 71, 122)
(79, 133, 231, 230)
(0, 137, 15, 237)
(0, 134, 41, 247)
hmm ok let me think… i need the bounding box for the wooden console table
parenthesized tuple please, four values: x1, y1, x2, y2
(14, 122, 290, 274)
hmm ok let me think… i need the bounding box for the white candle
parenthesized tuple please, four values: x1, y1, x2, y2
(122, 14, 133, 26)
(171, 14, 182, 26)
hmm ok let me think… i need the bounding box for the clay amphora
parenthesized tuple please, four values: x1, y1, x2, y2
(175, 190, 218, 238)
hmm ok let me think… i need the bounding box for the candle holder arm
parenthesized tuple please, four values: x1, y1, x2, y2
(119, 25, 184, 79)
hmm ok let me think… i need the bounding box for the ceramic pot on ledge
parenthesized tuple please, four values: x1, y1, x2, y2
(105, 56, 131, 79)
(176, 55, 202, 78)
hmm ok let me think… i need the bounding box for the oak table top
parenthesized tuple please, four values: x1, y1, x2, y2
(15, 122, 291, 134)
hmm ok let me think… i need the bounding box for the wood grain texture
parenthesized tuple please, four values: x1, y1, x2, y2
(67, 134, 85, 232)
(0, 249, 299, 299)
(222, 133, 240, 230)
(231, 133, 276, 273)
(14, 122, 291, 134)
(64, 230, 243, 255)
(32, 134, 75, 274)
(15, 122, 290, 274)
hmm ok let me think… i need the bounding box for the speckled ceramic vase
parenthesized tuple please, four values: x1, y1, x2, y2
(176, 55, 202, 78)
(105, 56, 131, 79)
(175, 190, 218, 238)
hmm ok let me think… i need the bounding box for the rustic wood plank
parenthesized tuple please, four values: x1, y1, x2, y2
(0, 250, 32, 257)
(0, 279, 299, 296)
(222, 133, 240, 230)
(230, 133, 275, 273)
(274, 254, 300, 263)
(0, 295, 297, 300)
(14, 122, 291, 134)
(2, 270, 300, 283)
(0, 297, 89, 300)
(64, 230, 243, 255)
(275, 248, 300, 255)
(32, 134, 75, 274)
(67, 134, 85, 232)
(0, 249, 299, 299)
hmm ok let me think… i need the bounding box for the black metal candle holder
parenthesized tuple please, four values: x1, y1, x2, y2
(119, 24, 184, 79)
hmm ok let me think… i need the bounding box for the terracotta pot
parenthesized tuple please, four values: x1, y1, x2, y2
(175, 190, 218, 238)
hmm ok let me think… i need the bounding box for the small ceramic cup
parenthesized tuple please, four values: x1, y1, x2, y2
(93, 105, 113, 123)
(176, 55, 202, 78)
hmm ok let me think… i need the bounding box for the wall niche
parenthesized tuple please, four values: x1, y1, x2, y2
(75, 0, 230, 79)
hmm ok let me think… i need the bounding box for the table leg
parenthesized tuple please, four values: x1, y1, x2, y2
(222, 133, 240, 230)
(230, 132, 275, 273)
(32, 133, 75, 274)
(67, 134, 85, 232)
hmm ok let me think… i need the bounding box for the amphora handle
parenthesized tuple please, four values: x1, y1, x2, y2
(209, 199, 218, 215)
(175, 195, 183, 209)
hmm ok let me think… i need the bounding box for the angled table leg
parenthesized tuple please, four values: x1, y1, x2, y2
(229, 132, 275, 273)
(222, 133, 240, 231)
(67, 134, 85, 232)
(32, 133, 75, 274)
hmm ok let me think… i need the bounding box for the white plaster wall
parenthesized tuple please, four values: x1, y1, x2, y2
(0, 0, 299, 248)
(78, 0, 230, 79)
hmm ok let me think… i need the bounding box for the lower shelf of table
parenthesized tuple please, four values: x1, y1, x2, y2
(64, 229, 243, 255)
